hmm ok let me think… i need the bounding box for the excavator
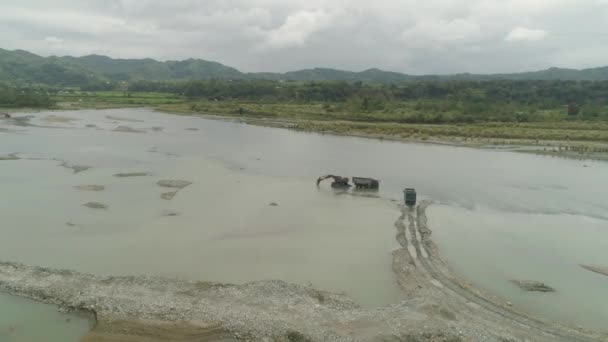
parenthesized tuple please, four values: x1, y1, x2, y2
(317, 175, 380, 190)
(316, 175, 351, 189)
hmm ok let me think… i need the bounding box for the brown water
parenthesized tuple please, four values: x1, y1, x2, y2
(1, 108, 608, 338)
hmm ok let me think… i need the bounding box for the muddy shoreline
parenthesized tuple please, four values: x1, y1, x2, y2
(159, 111, 608, 162)
(0, 203, 605, 341)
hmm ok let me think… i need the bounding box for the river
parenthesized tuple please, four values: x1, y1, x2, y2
(1, 108, 607, 340)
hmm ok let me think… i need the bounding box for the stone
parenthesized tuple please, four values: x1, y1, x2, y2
(161, 191, 179, 200)
(113, 126, 145, 133)
(157, 180, 192, 189)
(75, 185, 105, 191)
(510, 280, 555, 292)
(83, 202, 108, 210)
(162, 210, 179, 217)
(114, 172, 150, 178)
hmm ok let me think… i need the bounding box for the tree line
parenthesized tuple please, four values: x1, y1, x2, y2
(122, 79, 608, 104)
(125, 79, 608, 122)
(0, 84, 55, 108)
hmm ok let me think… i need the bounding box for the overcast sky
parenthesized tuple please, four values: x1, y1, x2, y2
(1, 0, 607, 74)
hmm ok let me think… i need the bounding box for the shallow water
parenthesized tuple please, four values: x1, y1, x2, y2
(0, 294, 90, 342)
(1, 108, 608, 334)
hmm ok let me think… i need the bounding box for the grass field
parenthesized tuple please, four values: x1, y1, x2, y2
(158, 100, 608, 144)
(52, 91, 185, 109)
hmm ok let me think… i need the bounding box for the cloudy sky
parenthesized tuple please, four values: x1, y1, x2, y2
(1, 0, 607, 74)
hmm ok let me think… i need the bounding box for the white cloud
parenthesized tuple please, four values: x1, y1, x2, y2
(44, 36, 63, 44)
(262, 9, 336, 49)
(0, 0, 606, 73)
(505, 27, 548, 42)
(402, 19, 481, 48)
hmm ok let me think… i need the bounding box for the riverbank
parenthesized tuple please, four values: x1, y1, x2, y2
(0, 203, 605, 342)
(155, 108, 608, 162)
(6, 94, 608, 161)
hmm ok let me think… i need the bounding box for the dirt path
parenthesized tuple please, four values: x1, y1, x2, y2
(0, 203, 606, 341)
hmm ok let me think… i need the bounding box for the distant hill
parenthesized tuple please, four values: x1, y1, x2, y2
(2, 48, 608, 87)
(60, 55, 244, 81)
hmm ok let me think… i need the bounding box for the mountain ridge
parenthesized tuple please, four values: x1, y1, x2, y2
(2, 48, 608, 87)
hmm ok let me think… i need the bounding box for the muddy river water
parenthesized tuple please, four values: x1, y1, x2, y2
(1, 108, 607, 340)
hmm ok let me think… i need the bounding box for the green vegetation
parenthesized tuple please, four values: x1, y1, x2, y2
(3, 48, 608, 88)
(0, 84, 54, 108)
(153, 78, 608, 123)
(3, 47, 608, 153)
(160, 100, 608, 143)
(52, 91, 184, 109)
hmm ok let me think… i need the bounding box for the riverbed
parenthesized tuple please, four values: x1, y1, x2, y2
(1, 108, 607, 339)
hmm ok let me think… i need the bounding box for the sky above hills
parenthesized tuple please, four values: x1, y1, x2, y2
(1, 0, 607, 74)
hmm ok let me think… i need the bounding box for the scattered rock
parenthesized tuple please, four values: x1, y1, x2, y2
(157, 180, 192, 189)
(83, 202, 108, 210)
(85, 124, 97, 128)
(580, 265, 608, 278)
(66, 222, 76, 227)
(74, 185, 105, 191)
(106, 115, 144, 123)
(161, 191, 179, 200)
(59, 161, 90, 174)
(269, 202, 279, 207)
(151, 126, 164, 132)
(71, 165, 90, 173)
(161, 210, 179, 217)
(114, 172, 150, 178)
(510, 280, 555, 292)
(113, 126, 145, 133)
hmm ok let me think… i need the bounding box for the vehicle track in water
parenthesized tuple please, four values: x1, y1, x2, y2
(393, 201, 604, 342)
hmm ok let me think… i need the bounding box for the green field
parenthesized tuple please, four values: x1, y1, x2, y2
(52, 91, 185, 109)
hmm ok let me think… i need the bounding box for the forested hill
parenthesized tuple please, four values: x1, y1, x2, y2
(2, 48, 608, 87)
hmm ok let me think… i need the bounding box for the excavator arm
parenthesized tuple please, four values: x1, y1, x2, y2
(317, 175, 351, 188)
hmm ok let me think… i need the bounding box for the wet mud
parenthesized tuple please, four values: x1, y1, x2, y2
(580, 265, 608, 278)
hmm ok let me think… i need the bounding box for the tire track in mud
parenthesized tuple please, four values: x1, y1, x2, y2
(399, 201, 603, 342)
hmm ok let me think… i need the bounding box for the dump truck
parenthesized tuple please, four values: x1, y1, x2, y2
(352, 177, 380, 190)
(404, 188, 417, 207)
